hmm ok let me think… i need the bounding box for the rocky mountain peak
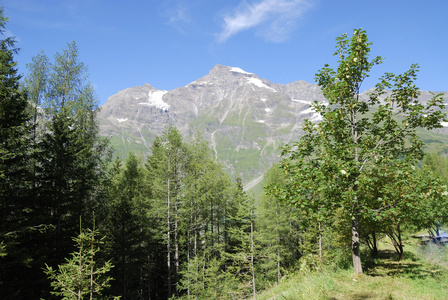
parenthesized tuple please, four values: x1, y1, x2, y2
(97, 65, 327, 183)
(208, 64, 254, 77)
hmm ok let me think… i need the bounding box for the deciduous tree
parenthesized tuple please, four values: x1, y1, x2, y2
(271, 29, 446, 274)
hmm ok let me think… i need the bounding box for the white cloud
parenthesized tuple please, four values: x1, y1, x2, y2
(218, 0, 311, 43)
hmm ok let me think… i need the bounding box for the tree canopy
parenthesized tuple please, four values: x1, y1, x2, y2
(269, 28, 447, 274)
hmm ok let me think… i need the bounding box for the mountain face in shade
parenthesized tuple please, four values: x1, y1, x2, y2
(97, 64, 448, 187)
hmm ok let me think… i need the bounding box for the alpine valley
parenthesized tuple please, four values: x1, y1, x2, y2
(97, 64, 448, 189)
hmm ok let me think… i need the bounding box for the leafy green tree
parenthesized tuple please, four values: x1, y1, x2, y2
(408, 164, 448, 238)
(44, 221, 115, 299)
(421, 153, 448, 236)
(359, 162, 444, 260)
(271, 29, 446, 274)
(23, 50, 49, 139)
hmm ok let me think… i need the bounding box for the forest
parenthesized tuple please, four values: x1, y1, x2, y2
(1, 7, 448, 300)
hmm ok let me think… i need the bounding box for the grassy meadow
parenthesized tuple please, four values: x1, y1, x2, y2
(259, 234, 448, 300)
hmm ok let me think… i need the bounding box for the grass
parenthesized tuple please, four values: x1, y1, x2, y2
(258, 235, 448, 300)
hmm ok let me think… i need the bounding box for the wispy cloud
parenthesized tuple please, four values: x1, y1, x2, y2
(168, 4, 191, 24)
(218, 0, 312, 43)
(161, 1, 193, 34)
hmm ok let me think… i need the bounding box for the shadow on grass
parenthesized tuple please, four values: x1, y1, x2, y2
(363, 249, 434, 279)
(329, 293, 378, 300)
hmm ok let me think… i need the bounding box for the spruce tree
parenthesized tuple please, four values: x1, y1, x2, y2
(0, 8, 37, 297)
(44, 220, 115, 299)
(105, 153, 153, 299)
(18, 41, 110, 298)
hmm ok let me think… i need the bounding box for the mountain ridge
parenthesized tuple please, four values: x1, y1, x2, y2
(97, 64, 448, 185)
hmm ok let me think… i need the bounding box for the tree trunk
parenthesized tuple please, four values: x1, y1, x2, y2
(276, 209, 281, 284)
(389, 223, 404, 261)
(174, 199, 179, 297)
(250, 208, 256, 300)
(318, 220, 322, 259)
(90, 227, 95, 300)
(352, 214, 363, 275)
(398, 223, 404, 261)
(372, 230, 378, 257)
(167, 177, 172, 299)
(352, 107, 363, 275)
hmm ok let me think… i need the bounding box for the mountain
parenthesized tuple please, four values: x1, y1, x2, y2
(97, 64, 448, 187)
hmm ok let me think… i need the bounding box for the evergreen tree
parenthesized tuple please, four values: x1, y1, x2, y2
(105, 153, 153, 299)
(35, 41, 110, 257)
(146, 125, 187, 298)
(258, 166, 300, 286)
(225, 178, 258, 299)
(44, 220, 115, 299)
(15, 41, 111, 298)
(0, 8, 41, 297)
(177, 133, 234, 298)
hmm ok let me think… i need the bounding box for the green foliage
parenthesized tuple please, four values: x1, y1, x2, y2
(0, 8, 46, 298)
(104, 152, 152, 299)
(258, 166, 300, 286)
(424, 152, 448, 185)
(4, 6, 448, 296)
(200, 179, 258, 299)
(0, 6, 31, 233)
(269, 28, 446, 274)
(1, 37, 112, 298)
(44, 222, 115, 299)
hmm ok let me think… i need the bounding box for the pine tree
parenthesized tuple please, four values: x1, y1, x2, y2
(44, 220, 115, 299)
(34, 41, 109, 258)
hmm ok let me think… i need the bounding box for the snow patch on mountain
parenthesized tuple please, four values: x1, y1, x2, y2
(292, 99, 312, 104)
(300, 106, 322, 122)
(229, 67, 253, 75)
(117, 118, 128, 123)
(265, 108, 272, 113)
(247, 77, 276, 92)
(310, 114, 323, 122)
(300, 107, 314, 115)
(138, 90, 169, 110)
(186, 81, 214, 88)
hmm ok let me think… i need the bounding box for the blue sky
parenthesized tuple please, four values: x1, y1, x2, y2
(4, 0, 448, 106)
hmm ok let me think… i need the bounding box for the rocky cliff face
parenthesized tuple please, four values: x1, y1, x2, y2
(97, 64, 448, 185)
